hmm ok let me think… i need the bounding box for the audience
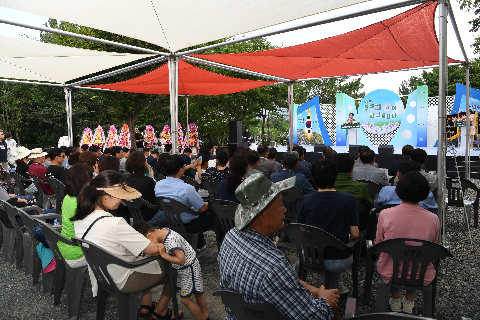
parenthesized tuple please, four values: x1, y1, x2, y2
(376, 171, 439, 314)
(98, 156, 120, 172)
(354, 146, 378, 168)
(388, 144, 413, 177)
(217, 155, 248, 204)
(408, 148, 437, 191)
(270, 151, 315, 194)
(68, 151, 81, 167)
(79, 151, 98, 171)
(146, 149, 159, 170)
(62, 147, 74, 169)
(182, 148, 193, 166)
(119, 147, 131, 172)
(296, 159, 359, 294)
(155, 155, 213, 251)
(299, 146, 312, 171)
(201, 149, 229, 181)
(267, 147, 283, 172)
(218, 173, 339, 319)
(89, 145, 102, 159)
(205, 143, 215, 160)
(110, 146, 124, 160)
(245, 151, 262, 178)
(15, 147, 32, 188)
(27, 148, 55, 196)
(351, 149, 388, 186)
(256, 144, 277, 178)
(45, 147, 66, 182)
(194, 153, 210, 183)
(98, 147, 110, 162)
(80, 144, 89, 153)
(377, 161, 438, 213)
(293, 146, 313, 180)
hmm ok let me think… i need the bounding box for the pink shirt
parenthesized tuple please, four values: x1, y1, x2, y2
(376, 203, 439, 286)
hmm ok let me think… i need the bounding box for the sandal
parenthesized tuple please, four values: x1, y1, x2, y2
(139, 301, 156, 318)
(152, 307, 183, 320)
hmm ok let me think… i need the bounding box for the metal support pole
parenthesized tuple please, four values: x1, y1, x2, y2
(63, 87, 73, 147)
(186, 96, 189, 144)
(466, 63, 471, 179)
(437, 0, 448, 244)
(168, 56, 179, 154)
(288, 83, 294, 151)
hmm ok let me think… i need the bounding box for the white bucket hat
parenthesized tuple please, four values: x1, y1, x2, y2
(28, 148, 48, 159)
(16, 147, 31, 160)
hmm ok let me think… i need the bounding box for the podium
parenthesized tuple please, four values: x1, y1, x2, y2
(341, 124, 360, 151)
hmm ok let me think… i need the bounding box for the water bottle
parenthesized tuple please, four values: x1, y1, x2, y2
(53, 219, 60, 227)
(444, 232, 451, 250)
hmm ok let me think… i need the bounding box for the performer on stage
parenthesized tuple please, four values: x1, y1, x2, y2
(243, 128, 251, 145)
(348, 113, 356, 121)
(470, 111, 476, 148)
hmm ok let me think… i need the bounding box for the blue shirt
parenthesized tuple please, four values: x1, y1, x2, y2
(216, 179, 240, 203)
(270, 169, 315, 194)
(376, 186, 438, 214)
(62, 157, 70, 169)
(154, 177, 205, 223)
(146, 155, 158, 170)
(218, 228, 333, 320)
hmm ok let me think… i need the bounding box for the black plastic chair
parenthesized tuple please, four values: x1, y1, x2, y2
(363, 238, 452, 317)
(279, 186, 304, 222)
(283, 223, 361, 298)
(356, 180, 383, 203)
(11, 172, 32, 196)
(46, 175, 66, 213)
(213, 290, 289, 320)
(36, 219, 88, 319)
(446, 178, 479, 228)
(346, 297, 436, 319)
(2, 171, 16, 193)
(200, 178, 222, 200)
(72, 237, 180, 320)
(30, 174, 54, 209)
(210, 199, 237, 251)
(2, 200, 26, 269)
(155, 196, 200, 249)
(181, 176, 201, 189)
(122, 197, 159, 226)
(0, 200, 21, 266)
(14, 207, 60, 294)
(154, 173, 166, 182)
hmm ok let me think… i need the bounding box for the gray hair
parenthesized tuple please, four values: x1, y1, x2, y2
(282, 151, 299, 169)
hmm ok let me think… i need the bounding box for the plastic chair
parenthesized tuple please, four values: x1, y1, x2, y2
(14, 207, 61, 294)
(122, 197, 158, 226)
(154, 173, 166, 182)
(210, 199, 237, 251)
(11, 172, 32, 196)
(200, 178, 222, 200)
(363, 238, 452, 317)
(446, 178, 479, 228)
(283, 223, 361, 298)
(2, 200, 26, 269)
(0, 201, 17, 265)
(36, 219, 88, 319)
(46, 175, 66, 213)
(155, 197, 200, 249)
(30, 174, 54, 209)
(345, 297, 437, 319)
(181, 176, 201, 189)
(279, 186, 304, 222)
(72, 237, 180, 320)
(356, 180, 383, 203)
(2, 171, 16, 193)
(213, 290, 289, 320)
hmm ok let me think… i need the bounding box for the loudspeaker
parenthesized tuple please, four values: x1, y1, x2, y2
(314, 144, 326, 153)
(378, 145, 394, 154)
(229, 121, 242, 143)
(349, 145, 361, 157)
(228, 143, 238, 157)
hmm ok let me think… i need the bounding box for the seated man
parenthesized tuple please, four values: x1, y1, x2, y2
(256, 144, 277, 179)
(218, 173, 339, 320)
(267, 147, 283, 172)
(334, 153, 373, 229)
(270, 151, 315, 194)
(28, 148, 55, 196)
(293, 146, 313, 181)
(354, 146, 379, 168)
(351, 149, 388, 187)
(377, 161, 438, 214)
(388, 144, 413, 177)
(155, 155, 212, 251)
(146, 149, 159, 170)
(45, 147, 66, 182)
(245, 151, 262, 178)
(393, 148, 437, 191)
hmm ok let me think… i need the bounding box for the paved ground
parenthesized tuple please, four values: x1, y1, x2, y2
(0, 204, 479, 319)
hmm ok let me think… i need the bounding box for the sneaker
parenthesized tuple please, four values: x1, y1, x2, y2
(196, 244, 207, 253)
(337, 282, 349, 295)
(389, 297, 402, 312)
(402, 297, 414, 314)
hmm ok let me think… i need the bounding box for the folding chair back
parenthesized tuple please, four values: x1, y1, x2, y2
(200, 178, 222, 200)
(2, 171, 16, 193)
(356, 180, 383, 202)
(181, 176, 200, 189)
(279, 187, 304, 222)
(210, 199, 237, 250)
(446, 178, 464, 207)
(123, 197, 158, 226)
(11, 172, 30, 196)
(46, 175, 66, 212)
(213, 290, 289, 320)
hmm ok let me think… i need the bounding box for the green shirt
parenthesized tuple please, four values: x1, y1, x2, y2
(334, 173, 374, 209)
(58, 195, 84, 260)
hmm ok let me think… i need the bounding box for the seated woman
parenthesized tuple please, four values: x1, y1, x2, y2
(376, 171, 439, 314)
(295, 158, 359, 294)
(79, 151, 99, 175)
(98, 156, 120, 172)
(71, 170, 181, 319)
(216, 155, 248, 204)
(201, 149, 229, 181)
(58, 163, 93, 268)
(14, 147, 32, 188)
(126, 151, 167, 228)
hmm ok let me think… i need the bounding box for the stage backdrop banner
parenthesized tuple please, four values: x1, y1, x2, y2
(451, 83, 480, 114)
(293, 96, 332, 146)
(335, 93, 357, 146)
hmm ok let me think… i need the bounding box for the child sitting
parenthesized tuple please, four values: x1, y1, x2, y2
(134, 222, 210, 320)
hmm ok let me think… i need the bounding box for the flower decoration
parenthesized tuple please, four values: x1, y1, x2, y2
(80, 127, 93, 146)
(118, 124, 131, 148)
(92, 125, 105, 147)
(161, 125, 171, 144)
(104, 125, 118, 149)
(362, 121, 400, 135)
(144, 125, 156, 148)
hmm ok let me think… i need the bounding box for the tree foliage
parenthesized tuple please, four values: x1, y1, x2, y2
(458, 0, 480, 54)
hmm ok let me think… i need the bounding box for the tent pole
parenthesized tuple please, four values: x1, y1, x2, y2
(186, 96, 189, 146)
(447, 0, 469, 62)
(288, 82, 294, 151)
(437, 0, 448, 244)
(63, 87, 73, 147)
(168, 56, 179, 154)
(466, 63, 471, 180)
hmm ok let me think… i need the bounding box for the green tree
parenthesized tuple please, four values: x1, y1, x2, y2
(458, 0, 480, 54)
(398, 75, 426, 103)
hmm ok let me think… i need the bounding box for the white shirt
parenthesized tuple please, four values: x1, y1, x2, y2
(74, 210, 162, 296)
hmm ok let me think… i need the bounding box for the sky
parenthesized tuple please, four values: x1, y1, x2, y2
(0, 0, 478, 96)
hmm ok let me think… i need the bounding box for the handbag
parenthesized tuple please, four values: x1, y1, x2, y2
(25, 182, 38, 193)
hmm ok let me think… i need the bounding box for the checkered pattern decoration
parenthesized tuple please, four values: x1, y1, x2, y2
(361, 126, 400, 145)
(320, 104, 336, 144)
(427, 96, 454, 147)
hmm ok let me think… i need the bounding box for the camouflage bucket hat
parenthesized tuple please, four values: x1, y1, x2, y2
(234, 173, 295, 231)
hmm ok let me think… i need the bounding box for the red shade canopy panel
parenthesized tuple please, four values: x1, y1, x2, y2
(84, 60, 278, 95)
(192, 2, 462, 80)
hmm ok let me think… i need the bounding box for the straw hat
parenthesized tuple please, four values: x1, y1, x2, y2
(234, 173, 295, 231)
(28, 148, 48, 159)
(96, 183, 141, 200)
(16, 147, 31, 160)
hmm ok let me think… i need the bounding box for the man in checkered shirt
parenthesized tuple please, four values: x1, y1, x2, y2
(218, 173, 339, 320)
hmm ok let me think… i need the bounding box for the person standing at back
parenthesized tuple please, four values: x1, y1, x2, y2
(0, 130, 9, 171)
(135, 127, 145, 151)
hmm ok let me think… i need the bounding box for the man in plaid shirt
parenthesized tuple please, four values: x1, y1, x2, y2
(218, 173, 338, 320)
